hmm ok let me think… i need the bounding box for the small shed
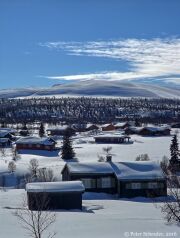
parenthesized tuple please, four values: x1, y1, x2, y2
(62, 162, 116, 194)
(94, 134, 130, 144)
(26, 181, 85, 210)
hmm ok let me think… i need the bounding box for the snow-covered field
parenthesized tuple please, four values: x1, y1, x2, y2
(0, 131, 179, 237)
(0, 133, 175, 179)
(0, 189, 179, 238)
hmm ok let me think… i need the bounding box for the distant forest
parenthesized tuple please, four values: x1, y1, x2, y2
(0, 97, 179, 125)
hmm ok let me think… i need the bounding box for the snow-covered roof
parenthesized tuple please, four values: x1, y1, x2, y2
(86, 124, 98, 129)
(101, 124, 114, 128)
(94, 134, 130, 139)
(0, 131, 11, 137)
(0, 128, 16, 134)
(26, 181, 85, 193)
(0, 138, 10, 143)
(15, 136, 55, 145)
(47, 126, 73, 131)
(114, 122, 133, 127)
(127, 126, 142, 132)
(142, 126, 170, 132)
(111, 161, 165, 180)
(65, 162, 114, 174)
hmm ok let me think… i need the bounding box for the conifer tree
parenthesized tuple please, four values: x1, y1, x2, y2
(170, 134, 179, 166)
(39, 122, 45, 137)
(61, 131, 75, 160)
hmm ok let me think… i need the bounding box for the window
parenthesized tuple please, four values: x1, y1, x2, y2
(97, 177, 115, 188)
(148, 182, 164, 189)
(81, 179, 96, 189)
(101, 177, 112, 188)
(148, 182, 158, 189)
(45, 146, 50, 150)
(36, 144, 41, 148)
(126, 183, 132, 189)
(126, 183, 141, 189)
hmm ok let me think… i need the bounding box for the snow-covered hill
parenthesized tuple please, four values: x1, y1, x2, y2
(0, 80, 180, 98)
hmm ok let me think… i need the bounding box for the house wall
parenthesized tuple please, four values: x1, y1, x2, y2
(27, 192, 83, 210)
(95, 137, 126, 144)
(139, 129, 170, 136)
(47, 128, 75, 136)
(118, 180, 167, 198)
(102, 125, 115, 131)
(16, 143, 55, 151)
(62, 170, 117, 194)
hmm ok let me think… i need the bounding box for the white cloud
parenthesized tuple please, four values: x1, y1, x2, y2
(39, 38, 180, 84)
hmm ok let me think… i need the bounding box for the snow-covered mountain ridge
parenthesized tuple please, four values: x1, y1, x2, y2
(0, 80, 180, 98)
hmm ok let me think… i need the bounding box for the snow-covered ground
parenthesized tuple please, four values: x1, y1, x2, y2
(0, 189, 179, 238)
(0, 131, 180, 237)
(0, 132, 177, 184)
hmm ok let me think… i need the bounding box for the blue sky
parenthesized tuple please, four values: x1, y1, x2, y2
(0, 0, 180, 89)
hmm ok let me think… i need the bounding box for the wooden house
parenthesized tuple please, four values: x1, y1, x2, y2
(0, 129, 16, 140)
(26, 181, 85, 210)
(124, 127, 142, 135)
(114, 122, 134, 130)
(15, 136, 56, 151)
(111, 161, 167, 198)
(138, 126, 171, 136)
(101, 124, 116, 131)
(171, 123, 180, 128)
(85, 124, 99, 132)
(94, 134, 131, 144)
(0, 128, 16, 146)
(61, 161, 167, 198)
(46, 126, 76, 136)
(125, 126, 171, 136)
(62, 162, 117, 194)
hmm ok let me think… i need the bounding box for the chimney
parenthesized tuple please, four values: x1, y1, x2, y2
(106, 155, 112, 162)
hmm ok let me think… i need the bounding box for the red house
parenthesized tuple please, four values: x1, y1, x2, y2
(15, 136, 56, 151)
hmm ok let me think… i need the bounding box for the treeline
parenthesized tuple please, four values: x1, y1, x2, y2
(0, 97, 179, 124)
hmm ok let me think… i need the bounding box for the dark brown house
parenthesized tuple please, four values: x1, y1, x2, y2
(62, 162, 117, 194)
(26, 181, 85, 210)
(138, 126, 171, 136)
(15, 136, 56, 151)
(46, 126, 76, 136)
(61, 161, 167, 198)
(125, 126, 171, 136)
(94, 134, 131, 144)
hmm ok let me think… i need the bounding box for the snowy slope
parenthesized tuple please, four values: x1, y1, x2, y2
(0, 80, 180, 98)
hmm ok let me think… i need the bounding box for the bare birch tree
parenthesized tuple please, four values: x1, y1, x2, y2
(160, 175, 180, 225)
(14, 194, 56, 238)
